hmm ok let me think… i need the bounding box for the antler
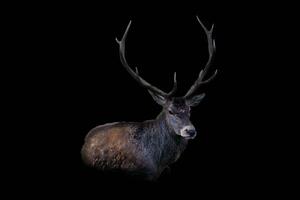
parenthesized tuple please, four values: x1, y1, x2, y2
(184, 16, 218, 99)
(116, 20, 177, 97)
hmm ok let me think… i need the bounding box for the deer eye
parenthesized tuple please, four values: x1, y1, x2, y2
(168, 110, 175, 115)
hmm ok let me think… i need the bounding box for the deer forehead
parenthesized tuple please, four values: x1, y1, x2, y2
(169, 98, 189, 111)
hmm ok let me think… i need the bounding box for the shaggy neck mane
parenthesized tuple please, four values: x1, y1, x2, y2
(141, 110, 188, 168)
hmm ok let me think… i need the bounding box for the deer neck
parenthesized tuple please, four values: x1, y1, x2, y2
(154, 111, 172, 134)
(145, 110, 188, 167)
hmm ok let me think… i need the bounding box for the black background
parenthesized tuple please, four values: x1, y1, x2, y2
(4, 1, 294, 198)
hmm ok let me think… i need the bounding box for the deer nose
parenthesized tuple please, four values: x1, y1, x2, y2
(180, 125, 197, 139)
(186, 129, 196, 137)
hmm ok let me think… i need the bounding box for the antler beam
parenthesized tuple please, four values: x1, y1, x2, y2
(116, 21, 177, 97)
(184, 16, 218, 98)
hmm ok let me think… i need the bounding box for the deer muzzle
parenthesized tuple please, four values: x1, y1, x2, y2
(180, 125, 197, 139)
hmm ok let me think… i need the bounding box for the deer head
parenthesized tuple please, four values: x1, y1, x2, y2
(115, 16, 217, 139)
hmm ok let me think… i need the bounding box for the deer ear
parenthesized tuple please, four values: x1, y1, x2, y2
(148, 90, 167, 106)
(186, 93, 206, 107)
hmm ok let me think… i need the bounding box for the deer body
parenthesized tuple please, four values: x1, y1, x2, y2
(81, 17, 217, 180)
(81, 112, 187, 180)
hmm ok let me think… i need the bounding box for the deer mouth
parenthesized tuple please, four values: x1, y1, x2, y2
(182, 134, 197, 140)
(180, 132, 197, 139)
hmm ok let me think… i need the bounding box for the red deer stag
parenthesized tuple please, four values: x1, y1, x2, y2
(81, 16, 217, 180)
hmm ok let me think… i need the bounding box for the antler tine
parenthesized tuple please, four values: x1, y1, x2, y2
(167, 72, 177, 96)
(184, 16, 218, 98)
(116, 21, 176, 97)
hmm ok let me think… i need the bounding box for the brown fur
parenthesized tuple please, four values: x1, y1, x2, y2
(81, 123, 155, 177)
